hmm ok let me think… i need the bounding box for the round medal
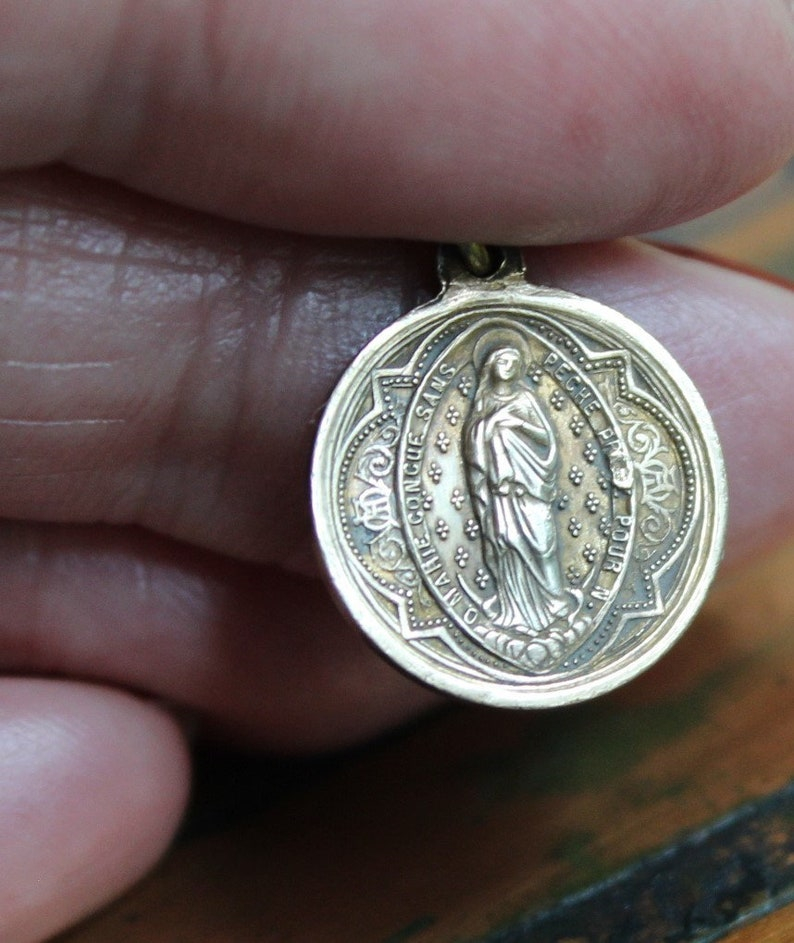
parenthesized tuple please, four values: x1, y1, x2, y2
(312, 247, 727, 707)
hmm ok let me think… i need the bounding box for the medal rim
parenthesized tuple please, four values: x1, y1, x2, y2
(311, 275, 728, 708)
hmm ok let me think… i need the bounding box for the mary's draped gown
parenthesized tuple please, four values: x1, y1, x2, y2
(466, 377, 570, 634)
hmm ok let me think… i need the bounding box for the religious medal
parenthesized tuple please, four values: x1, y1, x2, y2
(311, 245, 727, 707)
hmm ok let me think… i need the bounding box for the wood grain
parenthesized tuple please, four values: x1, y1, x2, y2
(720, 903, 794, 943)
(56, 538, 794, 942)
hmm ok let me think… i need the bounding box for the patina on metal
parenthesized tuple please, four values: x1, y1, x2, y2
(311, 245, 727, 707)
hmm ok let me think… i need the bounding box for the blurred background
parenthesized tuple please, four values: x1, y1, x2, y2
(655, 156, 794, 279)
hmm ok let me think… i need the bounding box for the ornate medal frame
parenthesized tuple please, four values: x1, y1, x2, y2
(312, 248, 727, 707)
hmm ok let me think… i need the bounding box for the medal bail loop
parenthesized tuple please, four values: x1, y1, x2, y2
(452, 244, 526, 283)
(457, 242, 499, 277)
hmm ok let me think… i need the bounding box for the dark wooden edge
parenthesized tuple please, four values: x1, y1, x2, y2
(477, 779, 794, 943)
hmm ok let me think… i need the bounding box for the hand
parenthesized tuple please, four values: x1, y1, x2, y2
(1, 1, 793, 940)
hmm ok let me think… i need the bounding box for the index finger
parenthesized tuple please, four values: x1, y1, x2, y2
(3, 0, 794, 241)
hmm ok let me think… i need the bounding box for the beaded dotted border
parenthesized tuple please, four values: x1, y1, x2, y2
(329, 307, 709, 681)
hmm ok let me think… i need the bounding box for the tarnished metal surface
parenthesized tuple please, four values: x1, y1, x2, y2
(312, 247, 727, 707)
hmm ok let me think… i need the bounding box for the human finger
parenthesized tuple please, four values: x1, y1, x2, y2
(0, 217, 791, 749)
(1, 0, 793, 241)
(0, 169, 436, 565)
(0, 172, 790, 570)
(0, 524, 440, 751)
(0, 679, 189, 943)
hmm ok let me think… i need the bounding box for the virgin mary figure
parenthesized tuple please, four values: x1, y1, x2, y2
(465, 329, 575, 635)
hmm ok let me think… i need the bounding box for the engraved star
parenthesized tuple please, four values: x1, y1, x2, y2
(464, 518, 480, 539)
(457, 375, 473, 396)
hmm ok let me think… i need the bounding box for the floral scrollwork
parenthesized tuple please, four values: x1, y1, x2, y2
(369, 526, 407, 570)
(350, 437, 399, 534)
(369, 527, 418, 588)
(615, 403, 681, 546)
(355, 443, 395, 483)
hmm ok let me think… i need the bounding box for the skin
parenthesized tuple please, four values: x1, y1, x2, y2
(0, 1, 792, 940)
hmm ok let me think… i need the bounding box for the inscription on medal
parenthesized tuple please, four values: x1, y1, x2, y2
(397, 321, 637, 673)
(313, 253, 726, 707)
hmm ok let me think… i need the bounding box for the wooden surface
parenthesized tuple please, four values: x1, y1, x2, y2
(56, 542, 794, 942)
(722, 903, 794, 943)
(58, 166, 794, 943)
